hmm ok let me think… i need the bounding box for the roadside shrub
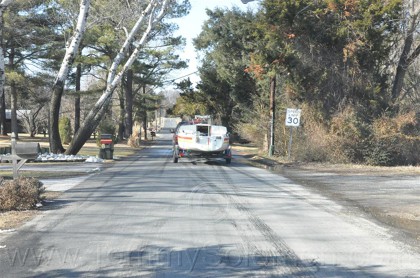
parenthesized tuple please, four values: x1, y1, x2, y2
(329, 106, 371, 163)
(372, 112, 419, 137)
(0, 178, 45, 211)
(368, 112, 420, 166)
(305, 109, 419, 166)
(297, 108, 419, 166)
(295, 122, 330, 162)
(235, 121, 268, 149)
(294, 105, 349, 163)
(128, 123, 141, 148)
(363, 140, 393, 166)
(59, 117, 73, 145)
(241, 100, 418, 166)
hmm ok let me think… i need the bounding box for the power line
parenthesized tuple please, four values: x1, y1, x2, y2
(163, 71, 199, 83)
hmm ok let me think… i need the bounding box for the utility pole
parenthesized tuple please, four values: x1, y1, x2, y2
(269, 76, 276, 156)
(241, 0, 277, 157)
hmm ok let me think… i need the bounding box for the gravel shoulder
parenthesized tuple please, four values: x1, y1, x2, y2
(279, 164, 420, 250)
(233, 149, 420, 251)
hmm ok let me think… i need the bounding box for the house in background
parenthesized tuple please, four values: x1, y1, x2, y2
(4, 109, 31, 133)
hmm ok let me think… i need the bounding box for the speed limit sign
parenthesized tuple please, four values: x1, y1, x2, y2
(285, 108, 301, 127)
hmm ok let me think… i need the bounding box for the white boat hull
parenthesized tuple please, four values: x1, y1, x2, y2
(173, 123, 232, 164)
(176, 124, 230, 153)
(178, 135, 230, 153)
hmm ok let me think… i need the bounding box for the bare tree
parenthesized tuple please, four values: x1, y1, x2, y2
(66, 0, 171, 155)
(391, 0, 420, 104)
(401, 55, 420, 110)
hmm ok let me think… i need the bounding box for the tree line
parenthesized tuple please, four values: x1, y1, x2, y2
(1, 0, 418, 165)
(0, 0, 189, 154)
(171, 0, 419, 165)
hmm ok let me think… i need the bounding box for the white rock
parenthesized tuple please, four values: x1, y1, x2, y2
(0, 229, 16, 234)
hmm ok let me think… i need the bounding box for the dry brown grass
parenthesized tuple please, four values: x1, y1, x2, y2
(0, 210, 38, 230)
(0, 191, 64, 230)
(234, 141, 420, 176)
(373, 112, 418, 138)
(232, 144, 259, 154)
(76, 140, 139, 157)
(292, 162, 420, 176)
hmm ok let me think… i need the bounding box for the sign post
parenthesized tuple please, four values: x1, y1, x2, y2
(11, 132, 17, 179)
(285, 108, 301, 159)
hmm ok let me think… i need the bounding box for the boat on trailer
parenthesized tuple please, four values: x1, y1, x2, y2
(172, 116, 232, 164)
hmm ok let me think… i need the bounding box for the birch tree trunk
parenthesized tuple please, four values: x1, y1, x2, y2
(74, 62, 81, 134)
(49, 0, 90, 153)
(0, 0, 13, 135)
(66, 0, 170, 155)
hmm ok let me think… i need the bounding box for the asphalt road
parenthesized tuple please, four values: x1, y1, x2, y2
(0, 130, 419, 277)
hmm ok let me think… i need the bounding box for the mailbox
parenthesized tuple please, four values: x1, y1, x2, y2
(100, 134, 113, 147)
(15, 142, 40, 160)
(99, 134, 114, 159)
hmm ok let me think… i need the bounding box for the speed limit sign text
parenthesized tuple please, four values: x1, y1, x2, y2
(285, 108, 302, 127)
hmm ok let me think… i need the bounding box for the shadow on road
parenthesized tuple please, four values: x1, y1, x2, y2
(27, 244, 390, 277)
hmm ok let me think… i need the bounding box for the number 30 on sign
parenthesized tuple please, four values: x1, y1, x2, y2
(285, 108, 301, 127)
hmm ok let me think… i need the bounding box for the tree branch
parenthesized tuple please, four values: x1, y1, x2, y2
(407, 43, 420, 66)
(0, 0, 13, 10)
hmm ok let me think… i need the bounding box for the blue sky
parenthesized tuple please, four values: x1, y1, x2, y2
(168, 0, 260, 87)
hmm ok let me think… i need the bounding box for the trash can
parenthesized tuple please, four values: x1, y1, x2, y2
(99, 134, 114, 159)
